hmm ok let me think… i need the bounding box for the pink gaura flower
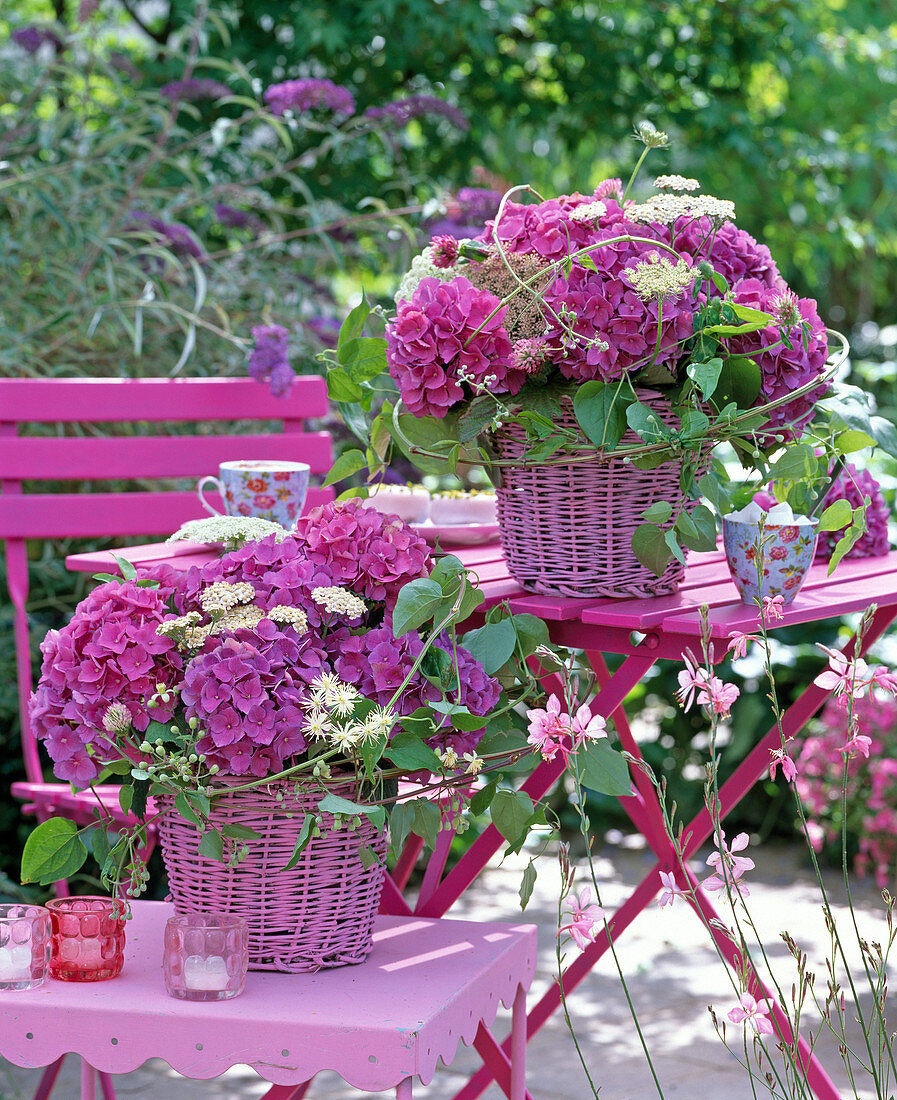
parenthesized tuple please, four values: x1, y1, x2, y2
(571, 703, 607, 746)
(527, 694, 572, 763)
(559, 886, 606, 950)
(870, 666, 897, 695)
(726, 631, 759, 660)
(658, 870, 686, 908)
(769, 747, 798, 782)
(704, 830, 754, 896)
(842, 733, 872, 759)
(697, 676, 740, 719)
(762, 594, 785, 621)
(675, 652, 710, 711)
(814, 645, 871, 698)
(727, 992, 775, 1036)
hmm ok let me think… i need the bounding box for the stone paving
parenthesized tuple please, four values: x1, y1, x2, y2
(2, 839, 891, 1099)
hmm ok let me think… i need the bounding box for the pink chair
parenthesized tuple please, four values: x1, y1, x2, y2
(0, 376, 332, 838)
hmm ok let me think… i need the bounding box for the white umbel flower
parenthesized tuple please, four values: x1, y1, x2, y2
(166, 516, 290, 547)
(395, 245, 462, 305)
(569, 200, 607, 224)
(653, 175, 701, 192)
(625, 252, 696, 302)
(311, 585, 367, 620)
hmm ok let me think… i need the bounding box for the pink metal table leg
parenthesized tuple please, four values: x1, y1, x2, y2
(510, 985, 526, 1100)
(98, 1072, 116, 1100)
(257, 1085, 309, 1100)
(80, 1060, 95, 1100)
(395, 1078, 413, 1098)
(32, 1057, 65, 1100)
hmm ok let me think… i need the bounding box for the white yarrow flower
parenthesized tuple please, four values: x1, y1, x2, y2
(166, 516, 290, 547)
(311, 586, 367, 620)
(625, 252, 696, 302)
(653, 175, 701, 192)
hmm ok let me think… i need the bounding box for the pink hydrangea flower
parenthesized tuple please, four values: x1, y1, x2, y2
(29, 579, 183, 787)
(386, 276, 519, 418)
(293, 498, 431, 606)
(816, 464, 890, 561)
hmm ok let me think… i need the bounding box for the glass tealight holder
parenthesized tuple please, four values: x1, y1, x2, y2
(0, 904, 51, 991)
(164, 913, 248, 1002)
(46, 896, 126, 982)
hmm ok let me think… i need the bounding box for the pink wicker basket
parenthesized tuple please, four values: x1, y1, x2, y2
(492, 393, 698, 599)
(156, 778, 387, 973)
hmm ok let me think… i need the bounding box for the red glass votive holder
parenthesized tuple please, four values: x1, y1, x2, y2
(46, 896, 126, 982)
(0, 904, 51, 991)
(163, 913, 248, 1001)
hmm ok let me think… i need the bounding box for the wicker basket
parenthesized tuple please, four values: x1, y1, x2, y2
(156, 778, 387, 973)
(491, 393, 698, 599)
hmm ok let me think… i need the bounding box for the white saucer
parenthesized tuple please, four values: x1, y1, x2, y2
(412, 521, 500, 547)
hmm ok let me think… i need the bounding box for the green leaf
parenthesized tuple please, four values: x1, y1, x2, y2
(282, 814, 316, 871)
(679, 408, 710, 440)
(21, 818, 89, 884)
(626, 402, 674, 444)
(87, 826, 111, 870)
(319, 793, 386, 832)
(458, 395, 499, 443)
(221, 823, 262, 840)
(519, 860, 537, 910)
(339, 336, 388, 382)
(131, 777, 151, 821)
(578, 741, 633, 797)
(429, 555, 466, 590)
(686, 357, 724, 400)
(470, 779, 498, 817)
(323, 449, 367, 488)
(175, 791, 202, 827)
(387, 802, 415, 859)
(509, 613, 549, 657)
(767, 444, 817, 481)
(412, 799, 442, 849)
(818, 499, 853, 532)
(337, 298, 370, 352)
(143, 720, 173, 743)
(198, 829, 224, 861)
(490, 788, 535, 845)
(461, 619, 517, 675)
(385, 733, 442, 771)
(642, 501, 673, 524)
(729, 303, 775, 325)
(835, 430, 876, 453)
(676, 505, 717, 551)
(664, 527, 685, 564)
(827, 503, 868, 575)
(392, 578, 445, 637)
(631, 523, 673, 576)
(119, 784, 133, 816)
(358, 845, 380, 869)
(326, 368, 364, 403)
(573, 381, 631, 450)
(113, 554, 138, 581)
(714, 356, 762, 409)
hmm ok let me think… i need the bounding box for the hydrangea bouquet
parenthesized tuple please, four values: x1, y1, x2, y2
(22, 500, 612, 896)
(322, 126, 891, 575)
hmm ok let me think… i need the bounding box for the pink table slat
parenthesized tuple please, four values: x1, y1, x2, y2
(0, 903, 535, 1095)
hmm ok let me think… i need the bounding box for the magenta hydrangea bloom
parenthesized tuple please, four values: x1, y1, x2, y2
(386, 276, 519, 418)
(181, 535, 338, 630)
(543, 253, 692, 382)
(725, 278, 829, 434)
(328, 626, 441, 716)
(264, 78, 355, 118)
(293, 498, 431, 606)
(668, 218, 780, 293)
(816, 464, 890, 561)
(182, 620, 330, 776)
(29, 580, 183, 787)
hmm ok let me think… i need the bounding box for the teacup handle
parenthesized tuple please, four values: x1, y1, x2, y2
(197, 475, 225, 516)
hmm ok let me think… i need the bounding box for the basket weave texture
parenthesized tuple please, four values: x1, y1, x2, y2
(492, 393, 695, 599)
(157, 778, 387, 973)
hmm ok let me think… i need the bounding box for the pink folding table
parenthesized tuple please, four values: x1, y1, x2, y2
(66, 539, 897, 1100)
(0, 903, 535, 1099)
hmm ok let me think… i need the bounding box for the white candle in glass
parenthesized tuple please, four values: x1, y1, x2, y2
(0, 944, 32, 981)
(183, 954, 229, 991)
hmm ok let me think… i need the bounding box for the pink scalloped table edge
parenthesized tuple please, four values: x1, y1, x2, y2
(0, 903, 536, 1091)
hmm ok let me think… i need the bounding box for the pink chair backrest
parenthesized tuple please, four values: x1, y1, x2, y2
(0, 376, 333, 784)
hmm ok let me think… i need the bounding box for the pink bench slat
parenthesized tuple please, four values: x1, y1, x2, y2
(0, 432, 332, 480)
(0, 488, 332, 539)
(0, 377, 328, 422)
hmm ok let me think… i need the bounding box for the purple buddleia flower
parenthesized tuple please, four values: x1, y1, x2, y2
(12, 25, 63, 54)
(160, 78, 230, 103)
(128, 212, 206, 262)
(213, 204, 263, 236)
(264, 78, 355, 118)
(248, 324, 295, 396)
(366, 95, 469, 131)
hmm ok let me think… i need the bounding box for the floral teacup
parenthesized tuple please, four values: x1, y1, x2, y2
(722, 516, 819, 606)
(198, 460, 310, 528)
